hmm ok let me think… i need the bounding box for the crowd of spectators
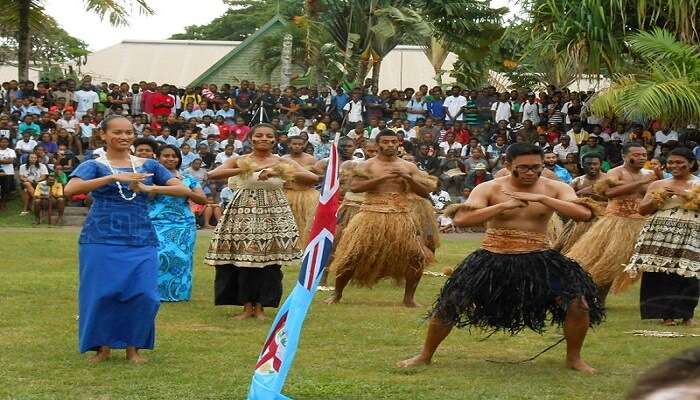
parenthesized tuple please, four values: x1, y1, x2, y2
(0, 75, 698, 226)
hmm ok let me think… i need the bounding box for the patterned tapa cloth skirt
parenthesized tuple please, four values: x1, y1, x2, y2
(625, 206, 699, 320)
(566, 199, 646, 293)
(431, 229, 605, 334)
(329, 192, 427, 287)
(205, 183, 301, 307)
(284, 186, 319, 249)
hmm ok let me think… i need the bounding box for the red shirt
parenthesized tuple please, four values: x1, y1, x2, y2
(152, 93, 174, 117)
(141, 90, 156, 114)
(449, 127, 470, 144)
(217, 123, 231, 140)
(231, 124, 251, 141)
(546, 130, 559, 143)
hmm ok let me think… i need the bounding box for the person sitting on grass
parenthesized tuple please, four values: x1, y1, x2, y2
(18, 153, 48, 215)
(191, 194, 222, 229)
(32, 174, 65, 225)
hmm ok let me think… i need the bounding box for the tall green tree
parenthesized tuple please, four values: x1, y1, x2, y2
(0, 0, 153, 80)
(170, 0, 304, 41)
(591, 29, 700, 127)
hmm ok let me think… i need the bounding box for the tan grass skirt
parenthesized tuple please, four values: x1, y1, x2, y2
(284, 187, 319, 248)
(566, 201, 646, 292)
(409, 194, 441, 254)
(329, 192, 427, 287)
(545, 213, 565, 246)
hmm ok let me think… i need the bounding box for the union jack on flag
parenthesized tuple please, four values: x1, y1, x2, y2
(248, 134, 341, 400)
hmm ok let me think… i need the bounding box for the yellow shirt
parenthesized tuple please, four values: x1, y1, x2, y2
(34, 181, 63, 198)
(315, 122, 327, 133)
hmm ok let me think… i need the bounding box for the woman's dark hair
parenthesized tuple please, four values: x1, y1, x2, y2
(248, 123, 277, 140)
(505, 143, 544, 162)
(99, 114, 131, 131)
(156, 144, 182, 170)
(133, 137, 158, 154)
(25, 152, 39, 167)
(668, 146, 698, 172)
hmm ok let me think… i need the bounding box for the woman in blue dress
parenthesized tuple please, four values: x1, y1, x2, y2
(64, 115, 190, 364)
(150, 144, 207, 302)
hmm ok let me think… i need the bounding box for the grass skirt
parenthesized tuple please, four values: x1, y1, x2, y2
(430, 249, 605, 334)
(329, 193, 427, 287)
(554, 219, 596, 254)
(566, 214, 645, 293)
(409, 194, 441, 254)
(545, 213, 565, 246)
(284, 187, 319, 248)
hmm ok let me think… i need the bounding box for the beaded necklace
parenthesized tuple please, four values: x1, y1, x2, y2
(103, 155, 138, 201)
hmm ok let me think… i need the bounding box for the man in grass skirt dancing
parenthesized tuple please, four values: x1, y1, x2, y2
(398, 143, 605, 374)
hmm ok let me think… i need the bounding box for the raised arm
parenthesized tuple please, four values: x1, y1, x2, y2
(207, 157, 245, 180)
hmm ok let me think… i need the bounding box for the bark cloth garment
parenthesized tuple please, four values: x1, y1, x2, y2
(625, 194, 699, 320)
(566, 198, 647, 293)
(205, 171, 301, 307)
(430, 228, 605, 334)
(284, 185, 319, 248)
(545, 212, 565, 247)
(329, 192, 428, 287)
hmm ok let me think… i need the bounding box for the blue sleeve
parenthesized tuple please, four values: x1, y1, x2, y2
(145, 159, 173, 186)
(70, 160, 98, 180)
(185, 175, 201, 190)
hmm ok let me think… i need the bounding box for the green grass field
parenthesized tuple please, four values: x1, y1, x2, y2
(1, 226, 698, 400)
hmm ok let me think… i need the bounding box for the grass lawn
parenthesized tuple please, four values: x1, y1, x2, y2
(1, 227, 698, 400)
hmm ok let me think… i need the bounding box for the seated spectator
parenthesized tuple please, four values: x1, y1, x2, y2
(579, 134, 606, 161)
(460, 137, 481, 159)
(198, 115, 220, 138)
(462, 162, 493, 199)
(18, 114, 41, 136)
(566, 121, 589, 147)
(53, 164, 68, 185)
(230, 116, 251, 141)
(155, 127, 178, 146)
(626, 347, 700, 400)
(346, 121, 366, 140)
(535, 133, 552, 152)
(463, 145, 489, 172)
(415, 143, 439, 176)
(429, 183, 452, 211)
(15, 130, 37, 163)
(438, 149, 466, 197)
(439, 131, 462, 157)
(191, 195, 222, 229)
(552, 134, 578, 162)
(33, 145, 49, 165)
(486, 134, 507, 169)
(644, 157, 672, 179)
(37, 132, 58, 156)
(563, 153, 582, 177)
(180, 143, 199, 170)
(215, 143, 237, 166)
(544, 150, 572, 183)
(219, 185, 236, 208)
(18, 153, 48, 215)
(314, 130, 332, 160)
(186, 157, 211, 193)
(32, 174, 64, 224)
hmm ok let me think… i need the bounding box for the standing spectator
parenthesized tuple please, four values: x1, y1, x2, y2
(0, 136, 15, 206)
(521, 92, 542, 125)
(130, 82, 144, 116)
(152, 85, 175, 118)
(491, 92, 512, 123)
(32, 174, 64, 224)
(463, 90, 480, 128)
(78, 114, 95, 152)
(443, 86, 467, 123)
(405, 91, 428, 125)
(141, 81, 158, 116)
(342, 90, 364, 127)
(73, 82, 99, 119)
(427, 86, 445, 121)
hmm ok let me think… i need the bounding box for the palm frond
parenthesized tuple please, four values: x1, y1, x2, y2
(82, 0, 154, 26)
(628, 28, 700, 69)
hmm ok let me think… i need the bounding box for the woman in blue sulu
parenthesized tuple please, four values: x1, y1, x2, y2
(64, 115, 190, 364)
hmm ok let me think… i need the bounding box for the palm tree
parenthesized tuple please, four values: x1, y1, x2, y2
(591, 29, 700, 127)
(0, 0, 153, 80)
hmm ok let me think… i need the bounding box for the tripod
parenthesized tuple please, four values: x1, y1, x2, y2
(248, 105, 269, 126)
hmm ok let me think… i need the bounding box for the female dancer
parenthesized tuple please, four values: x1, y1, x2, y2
(625, 147, 699, 326)
(204, 123, 319, 320)
(150, 144, 207, 302)
(64, 115, 189, 364)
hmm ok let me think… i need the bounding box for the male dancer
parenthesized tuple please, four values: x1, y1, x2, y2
(326, 130, 434, 307)
(398, 143, 604, 373)
(555, 154, 607, 253)
(282, 136, 319, 247)
(567, 143, 662, 300)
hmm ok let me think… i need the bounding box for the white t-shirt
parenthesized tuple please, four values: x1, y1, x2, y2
(220, 139, 243, 152)
(520, 101, 541, 124)
(19, 163, 48, 182)
(369, 127, 381, 139)
(15, 139, 37, 153)
(343, 100, 365, 123)
(0, 148, 16, 174)
(307, 133, 321, 148)
(491, 101, 512, 123)
(198, 123, 220, 138)
(443, 95, 467, 121)
(655, 130, 679, 144)
(57, 118, 79, 133)
(430, 190, 451, 210)
(287, 126, 306, 137)
(74, 90, 99, 114)
(215, 152, 238, 164)
(93, 147, 107, 158)
(439, 141, 463, 155)
(79, 123, 96, 138)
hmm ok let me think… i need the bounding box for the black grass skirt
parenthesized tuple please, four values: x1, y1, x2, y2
(430, 249, 605, 334)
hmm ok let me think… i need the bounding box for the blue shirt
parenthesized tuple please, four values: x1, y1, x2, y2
(428, 98, 445, 120)
(333, 93, 350, 114)
(215, 108, 236, 121)
(156, 135, 178, 146)
(180, 110, 203, 121)
(71, 158, 172, 246)
(180, 151, 199, 170)
(553, 164, 573, 184)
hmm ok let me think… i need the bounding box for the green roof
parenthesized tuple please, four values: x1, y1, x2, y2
(190, 14, 288, 86)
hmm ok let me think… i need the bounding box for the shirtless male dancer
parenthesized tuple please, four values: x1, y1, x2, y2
(398, 143, 604, 373)
(282, 135, 319, 247)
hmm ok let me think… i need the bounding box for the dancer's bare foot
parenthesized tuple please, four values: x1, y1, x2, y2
(126, 348, 148, 365)
(681, 319, 696, 327)
(254, 310, 267, 321)
(397, 354, 431, 368)
(402, 299, 421, 308)
(662, 319, 676, 326)
(324, 294, 341, 304)
(233, 311, 254, 320)
(566, 358, 597, 374)
(87, 346, 110, 363)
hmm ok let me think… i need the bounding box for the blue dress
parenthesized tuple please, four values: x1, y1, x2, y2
(71, 157, 172, 353)
(149, 174, 199, 302)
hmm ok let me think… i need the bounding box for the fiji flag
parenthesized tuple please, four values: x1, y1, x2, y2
(248, 134, 341, 400)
